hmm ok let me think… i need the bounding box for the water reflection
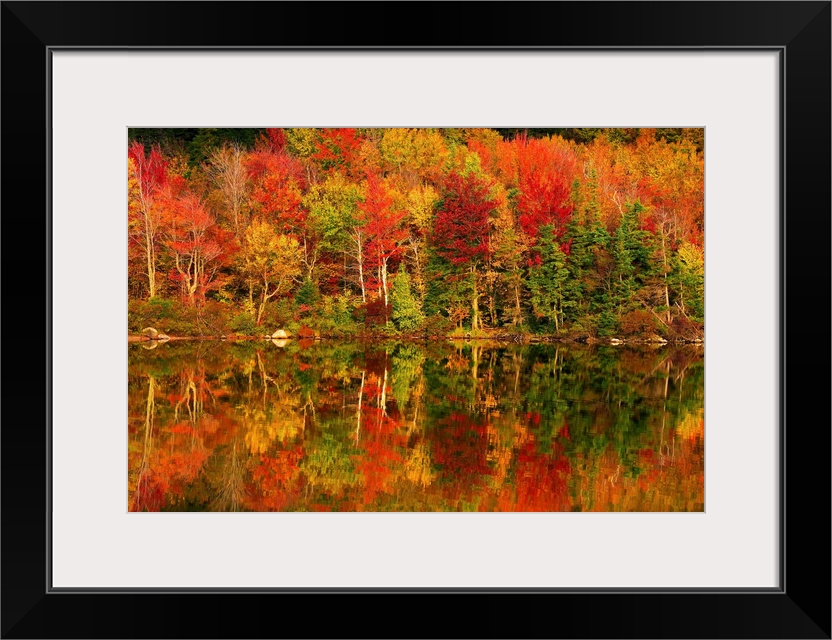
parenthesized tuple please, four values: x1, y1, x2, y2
(128, 340, 704, 512)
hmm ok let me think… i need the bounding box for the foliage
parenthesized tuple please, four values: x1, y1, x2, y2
(229, 312, 258, 335)
(128, 128, 704, 338)
(240, 221, 303, 325)
(295, 278, 319, 308)
(527, 225, 570, 332)
(390, 265, 424, 331)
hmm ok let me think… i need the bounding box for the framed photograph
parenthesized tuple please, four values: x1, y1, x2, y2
(3, 2, 829, 638)
(123, 123, 706, 517)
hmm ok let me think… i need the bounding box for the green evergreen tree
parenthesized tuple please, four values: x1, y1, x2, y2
(295, 278, 320, 308)
(423, 250, 472, 329)
(391, 264, 425, 331)
(527, 225, 570, 332)
(610, 202, 652, 316)
(564, 173, 611, 331)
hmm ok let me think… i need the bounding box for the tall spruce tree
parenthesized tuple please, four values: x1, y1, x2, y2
(391, 264, 424, 331)
(527, 225, 570, 332)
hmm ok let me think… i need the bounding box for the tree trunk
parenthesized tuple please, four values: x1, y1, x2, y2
(144, 222, 156, 299)
(471, 264, 480, 331)
(355, 231, 366, 303)
(409, 239, 426, 304)
(256, 286, 268, 325)
(303, 236, 316, 281)
(358, 261, 366, 303)
(381, 259, 389, 307)
(188, 255, 199, 306)
(661, 230, 671, 324)
(513, 273, 522, 326)
(381, 257, 389, 323)
(343, 250, 348, 295)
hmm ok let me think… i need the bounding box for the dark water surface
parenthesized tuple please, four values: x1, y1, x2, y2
(129, 340, 704, 512)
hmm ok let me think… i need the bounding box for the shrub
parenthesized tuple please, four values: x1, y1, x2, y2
(525, 314, 549, 335)
(669, 315, 704, 341)
(619, 310, 656, 336)
(195, 300, 233, 335)
(128, 297, 196, 335)
(263, 298, 294, 329)
(129, 296, 247, 336)
(147, 296, 175, 318)
(421, 313, 452, 336)
(358, 298, 391, 328)
(316, 294, 359, 336)
(229, 312, 258, 336)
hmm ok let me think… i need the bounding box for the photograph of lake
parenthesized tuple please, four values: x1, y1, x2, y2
(128, 127, 704, 512)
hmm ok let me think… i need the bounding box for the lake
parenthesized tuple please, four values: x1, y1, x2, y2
(128, 339, 704, 512)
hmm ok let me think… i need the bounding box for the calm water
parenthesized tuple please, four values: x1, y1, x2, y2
(129, 340, 704, 512)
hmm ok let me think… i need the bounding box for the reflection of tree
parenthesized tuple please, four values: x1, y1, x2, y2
(173, 367, 205, 424)
(128, 368, 212, 511)
(208, 438, 249, 512)
(349, 351, 411, 508)
(251, 446, 303, 511)
(431, 412, 492, 509)
(242, 350, 305, 455)
(390, 343, 425, 412)
(299, 432, 360, 504)
(129, 375, 157, 511)
(128, 341, 703, 512)
(403, 442, 434, 487)
(497, 438, 572, 512)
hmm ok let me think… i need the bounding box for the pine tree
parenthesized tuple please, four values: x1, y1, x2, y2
(295, 278, 319, 308)
(563, 173, 610, 329)
(391, 264, 425, 331)
(610, 202, 651, 316)
(527, 225, 570, 333)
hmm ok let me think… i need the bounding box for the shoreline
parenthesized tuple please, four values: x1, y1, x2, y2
(128, 333, 703, 346)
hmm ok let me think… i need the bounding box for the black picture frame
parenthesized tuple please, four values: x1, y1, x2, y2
(2, 2, 829, 638)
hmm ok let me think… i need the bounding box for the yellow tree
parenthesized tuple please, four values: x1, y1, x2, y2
(303, 175, 365, 300)
(397, 183, 439, 305)
(379, 128, 447, 186)
(241, 221, 303, 325)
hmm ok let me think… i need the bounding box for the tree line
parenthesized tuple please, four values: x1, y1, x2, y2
(128, 127, 704, 339)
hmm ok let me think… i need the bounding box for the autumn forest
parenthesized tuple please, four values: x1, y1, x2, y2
(128, 128, 704, 341)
